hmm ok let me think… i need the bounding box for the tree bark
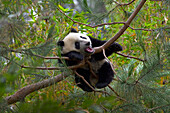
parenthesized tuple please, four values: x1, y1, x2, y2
(5, 74, 66, 105)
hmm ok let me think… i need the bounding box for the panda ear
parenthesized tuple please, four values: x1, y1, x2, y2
(57, 41, 64, 47)
(71, 28, 78, 33)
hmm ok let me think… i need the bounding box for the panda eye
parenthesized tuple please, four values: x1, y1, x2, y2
(75, 42, 80, 49)
(80, 36, 87, 39)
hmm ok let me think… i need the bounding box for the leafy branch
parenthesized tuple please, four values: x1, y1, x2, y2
(57, 0, 152, 31)
(94, 0, 147, 53)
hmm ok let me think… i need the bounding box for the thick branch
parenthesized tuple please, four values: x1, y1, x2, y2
(5, 74, 66, 105)
(94, 0, 147, 53)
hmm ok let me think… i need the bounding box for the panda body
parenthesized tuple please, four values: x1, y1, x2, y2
(81, 59, 106, 73)
(58, 29, 122, 92)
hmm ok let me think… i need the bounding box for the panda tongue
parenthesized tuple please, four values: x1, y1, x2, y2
(85, 47, 94, 53)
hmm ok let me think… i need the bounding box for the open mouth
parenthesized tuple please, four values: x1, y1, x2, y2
(85, 47, 94, 53)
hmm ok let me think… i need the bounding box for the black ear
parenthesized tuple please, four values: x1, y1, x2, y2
(57, 41, 64, 46)
(71, 28, 78, 33)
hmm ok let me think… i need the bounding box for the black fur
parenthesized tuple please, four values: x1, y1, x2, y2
(57, 41, 64, 47)
(89, 36, 122, 61)
(63, 51, 83, 65)
(75, 62, 114, 92)
(58, 29, 122, 92)
(75, 68, 94, 92)
(71, 28, 78, 33)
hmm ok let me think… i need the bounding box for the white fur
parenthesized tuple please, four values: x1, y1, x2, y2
(62, 33, 91, 54)
(61, 32, 106, 70)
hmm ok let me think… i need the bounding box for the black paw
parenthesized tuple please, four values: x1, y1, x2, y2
(109, 42, 123, 52)
(69, 54, 83, 61)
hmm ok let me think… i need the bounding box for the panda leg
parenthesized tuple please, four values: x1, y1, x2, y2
(75, 68, 94, 92)
(95, 62, 114, 88)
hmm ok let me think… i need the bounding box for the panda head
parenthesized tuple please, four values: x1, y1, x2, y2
(57, 29, 94, 56)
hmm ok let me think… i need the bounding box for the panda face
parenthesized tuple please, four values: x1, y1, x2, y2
(58, 32, 94, 56)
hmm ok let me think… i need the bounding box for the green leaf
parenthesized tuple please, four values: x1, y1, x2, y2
(58, 5, 69, 12)
(83, 0, 92, 13)
(47, 25, 55, 39)
(128, 60, 136, 77)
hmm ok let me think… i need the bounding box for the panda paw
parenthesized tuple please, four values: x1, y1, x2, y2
(66, 51, 84, 61)
(109, 42, 123, 52)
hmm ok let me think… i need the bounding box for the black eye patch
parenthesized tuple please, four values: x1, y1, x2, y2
(80, 36, 87, 39)
(75, 42, 80, 49)
(57, 41, 64, 47)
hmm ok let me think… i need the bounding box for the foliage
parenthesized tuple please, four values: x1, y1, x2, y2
(0, 0, 169, 113)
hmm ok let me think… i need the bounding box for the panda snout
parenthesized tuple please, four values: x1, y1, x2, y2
(85, 42, 90, 46)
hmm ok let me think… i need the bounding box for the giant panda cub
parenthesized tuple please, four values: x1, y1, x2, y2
(57, 28, 122, 92)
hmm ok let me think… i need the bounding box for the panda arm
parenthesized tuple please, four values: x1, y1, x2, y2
(63, 51, 84, 61)
(89, 36, 123, 61)
(88, 36, 106, 47)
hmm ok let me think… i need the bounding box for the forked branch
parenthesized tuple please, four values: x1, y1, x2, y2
(94, 0, 147, 53)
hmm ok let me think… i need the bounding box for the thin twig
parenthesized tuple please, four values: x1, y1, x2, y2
(135, 62, 160, 84)
(116, 52, 144, 62)
(86, 60, 99, 86)
(58, 7, 125, 28)
(57, 1, 151, 32)
(74, 71, 110, 95)
(32, 54, 69, 60)
(102, 49, 116, 74)
(86, 60, 98, 78)
(146, 104, 170, 112)
(107, 85, 120, 97)
(21, 60, 85, 70)
(113, 0, 136, 6)
(129, 26, 154, 31)
(0, 46, 69, 60)
(102, 49, 123, 82)
(107, 85, 127, 102)
(74, 70, 96, 91)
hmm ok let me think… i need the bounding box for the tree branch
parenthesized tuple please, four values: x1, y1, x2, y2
(94, 0, 147, 53)
(74, 71, 110, 96)
(21, 60, 85, 70)
(57, 7, 125, 28)
(32, 54, 69, 60)
(107, 85, 127, 102)
(146, 104, 170, 112)
(113, 0, 136, 6)
(5, 74, 66, 105)
(116, 52, 144, 62)
(128, 26, 154, 31)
